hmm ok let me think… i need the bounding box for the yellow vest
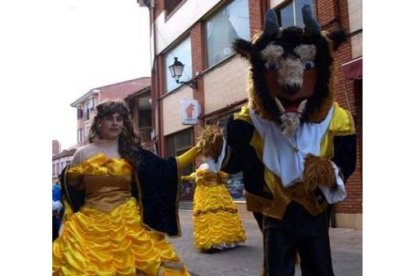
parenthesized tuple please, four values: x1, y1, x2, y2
(234, 102, 355, 218)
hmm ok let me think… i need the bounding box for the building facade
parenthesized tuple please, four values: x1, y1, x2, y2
(52, 140, 61, 156)
(52, 77, 152, 182)
(52, 148, 76, 183)
(70, 77, 151, 147)
(124, 85, 155, 151)
(140, 0, 362, 229)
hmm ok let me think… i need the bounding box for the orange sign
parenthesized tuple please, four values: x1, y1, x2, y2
(180, 99, 200, 125)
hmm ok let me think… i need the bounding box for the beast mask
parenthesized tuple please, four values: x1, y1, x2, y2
(233, 5, 346, 137)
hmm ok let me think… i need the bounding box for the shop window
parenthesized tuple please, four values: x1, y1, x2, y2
(227, 172, 245, 200)
(166, 128, 195, 200)
(205, 0, 250, 68)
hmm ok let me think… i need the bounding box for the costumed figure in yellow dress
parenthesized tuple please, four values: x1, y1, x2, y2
(181, 125, 246, 252)
(53, 100, 200, 276)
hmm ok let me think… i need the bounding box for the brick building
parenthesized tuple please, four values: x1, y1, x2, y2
(52, 140, 61, 156)
(139, 0, 362, 229)
(52, 77, 152, 183)
(70, 77, 151, 147)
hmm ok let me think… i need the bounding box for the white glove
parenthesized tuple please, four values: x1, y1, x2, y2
(53, 200, 63, 212)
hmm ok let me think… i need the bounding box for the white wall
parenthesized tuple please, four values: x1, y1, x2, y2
(162, 87, 194, 135)
(270, 0, 284, 8)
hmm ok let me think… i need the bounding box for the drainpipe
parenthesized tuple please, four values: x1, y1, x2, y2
(149, 0, 162, 155)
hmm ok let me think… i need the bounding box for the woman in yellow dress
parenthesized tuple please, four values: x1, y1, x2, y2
(181, 125, 246, 252)
(53, 100, 200, 276)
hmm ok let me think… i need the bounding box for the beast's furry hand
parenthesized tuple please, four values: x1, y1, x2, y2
(197, 124, 224, 160)
(303, 154, 336, 192)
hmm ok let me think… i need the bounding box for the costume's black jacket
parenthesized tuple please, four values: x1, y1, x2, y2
(221, 106, 357, 219)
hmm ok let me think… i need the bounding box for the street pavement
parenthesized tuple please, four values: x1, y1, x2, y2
(168, 209, 362, 276)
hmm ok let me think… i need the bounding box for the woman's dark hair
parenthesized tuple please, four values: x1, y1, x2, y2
(89, 100, 141, 159)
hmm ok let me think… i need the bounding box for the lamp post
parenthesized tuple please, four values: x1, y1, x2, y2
(168, 57, 197, 89)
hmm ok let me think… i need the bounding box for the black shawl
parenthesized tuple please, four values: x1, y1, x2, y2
(60, 148, 181, 237)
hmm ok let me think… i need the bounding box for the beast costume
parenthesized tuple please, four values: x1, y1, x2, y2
(199, 5, 356, 276)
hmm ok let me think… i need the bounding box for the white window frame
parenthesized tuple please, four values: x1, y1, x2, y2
(164, 37, 192, 93)
(204, 0, 250, 68)
(276, 0, 314, 28)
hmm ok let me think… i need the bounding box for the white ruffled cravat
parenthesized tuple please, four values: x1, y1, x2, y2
(248, 107, 346, 204)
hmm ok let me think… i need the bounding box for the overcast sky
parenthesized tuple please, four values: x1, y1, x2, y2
(0, 1, 148, 268)
(50, 0, 151, 149)
(12, 0, 152, 150)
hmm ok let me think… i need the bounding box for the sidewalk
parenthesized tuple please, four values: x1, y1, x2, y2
(168, 209, 362, 276)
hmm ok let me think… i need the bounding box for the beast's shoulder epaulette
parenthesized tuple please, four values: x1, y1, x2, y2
(233, 104, 252, 124)
(329, 102, 356, 135)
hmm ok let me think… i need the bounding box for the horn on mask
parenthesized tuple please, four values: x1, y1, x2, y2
(302, 5, 321, 35)
(263, 9, 280, 38)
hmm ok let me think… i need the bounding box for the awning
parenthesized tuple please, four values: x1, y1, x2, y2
(341, 57, 362, 81)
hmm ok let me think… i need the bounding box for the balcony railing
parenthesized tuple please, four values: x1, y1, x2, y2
(138, 127, 152, 143)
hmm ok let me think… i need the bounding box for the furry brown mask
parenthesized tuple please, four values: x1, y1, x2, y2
(233, 5, 346, 132)
(197, 124, 224, 162)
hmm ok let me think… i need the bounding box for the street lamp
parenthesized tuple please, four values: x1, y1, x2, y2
(168, 57, 197, 89)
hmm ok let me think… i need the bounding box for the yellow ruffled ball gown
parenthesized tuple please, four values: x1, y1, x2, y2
(186, 167, 246, 251)
(52, 154, 189, 276)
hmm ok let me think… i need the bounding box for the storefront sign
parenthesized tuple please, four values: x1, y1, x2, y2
(180, 99, 201, 125)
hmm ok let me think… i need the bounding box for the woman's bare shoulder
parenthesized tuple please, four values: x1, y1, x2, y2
(71, 144, 97, 166)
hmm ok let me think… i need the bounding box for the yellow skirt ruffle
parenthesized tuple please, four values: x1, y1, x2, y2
(193, 183, 246, 250)
(53, 198, 189, 276)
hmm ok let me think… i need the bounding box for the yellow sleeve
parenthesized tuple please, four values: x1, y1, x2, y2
(320, 102, 356, 158)
(181, 172, 197, 182)
(233, 104, 252, 124)
(329, 102, 355, 135)
(176, 146, 199, 171)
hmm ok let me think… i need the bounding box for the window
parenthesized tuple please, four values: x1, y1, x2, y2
(77, 128, 84, 143)
(53, 164, 56, 175)
(164, 0, 184, 16)
(276, 0, 314, 28)
(138, 93, 152, 128)
(86, 98, 95, 120)
(205, 0, 250, 68)
(165, 128, 193, 158)
(77, 108, 83, 119)
(164, 37, 192, 93)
